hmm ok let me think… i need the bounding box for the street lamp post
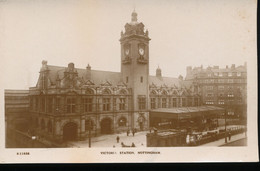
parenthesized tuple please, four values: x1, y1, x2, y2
(224, 109, 227, 143)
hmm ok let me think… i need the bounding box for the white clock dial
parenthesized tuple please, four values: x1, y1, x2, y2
(139, 48, 144, 55)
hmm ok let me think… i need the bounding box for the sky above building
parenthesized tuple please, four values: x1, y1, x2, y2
(0, 0, 257, 89)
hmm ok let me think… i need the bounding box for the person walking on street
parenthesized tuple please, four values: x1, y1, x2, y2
(116, 136, 120, 143)
(228, 131, 231, 141)
(131, 142, 136, 147)
(132, 129, 135, 136)
(127, 129, 130, 136)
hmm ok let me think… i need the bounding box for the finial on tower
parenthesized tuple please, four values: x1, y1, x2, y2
(131, 10, 138, 22)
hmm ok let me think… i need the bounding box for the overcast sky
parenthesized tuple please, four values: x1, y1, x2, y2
(0, 0, 257, 89)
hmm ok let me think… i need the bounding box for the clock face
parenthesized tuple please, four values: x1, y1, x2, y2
(139, 48, 144, 56)
(125, 49, 130, 56)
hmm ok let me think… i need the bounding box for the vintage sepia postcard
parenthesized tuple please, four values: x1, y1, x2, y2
(0, 0, 258, 163)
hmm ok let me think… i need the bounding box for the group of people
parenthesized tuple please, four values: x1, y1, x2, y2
(114, 128, 138, 148)
(126, 128, 137, 136)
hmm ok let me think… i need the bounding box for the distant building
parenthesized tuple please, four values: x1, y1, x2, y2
(185, 63, 247, 120)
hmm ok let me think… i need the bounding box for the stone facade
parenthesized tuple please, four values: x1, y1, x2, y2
(185, 64, 247, 120)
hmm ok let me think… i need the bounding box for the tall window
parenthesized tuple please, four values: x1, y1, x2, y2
(218, 86, 224, 90)
(182, 98, 186, 107)
(162, 98, 167, 108)
(188, 98, 193, 106)
(67, 97, 76, 113)
(172, 98, 177, 107)
(119, 98, 126, 110)
(83, 98, 92, 112)
(151, 98, 156, 109)
(140, 76, 143, 83)
(194, 98, 199, 106)
(35, 97, 39, 111)
(126, 76, 128, 83)
(138, 96, 146, 110)
(103, 98, 110, 111)
(41, 97, 46, 112)
(47, 97, 53, 113)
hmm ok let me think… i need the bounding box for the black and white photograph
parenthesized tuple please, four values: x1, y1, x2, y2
(0, 0, 258, 163)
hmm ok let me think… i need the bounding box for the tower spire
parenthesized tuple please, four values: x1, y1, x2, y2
(131, 10, 137, 22)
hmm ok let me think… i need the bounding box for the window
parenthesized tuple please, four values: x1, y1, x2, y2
(237, 72, 241, 77)
(194, 98, 199, 106)
(228, 79, 233, 83)
(219, 73, 223, 77)
(172, 98, 177, 107)
(47, 97, 53, 113)
(41, 119, 45, 130)
(214, 72, 219, 76)
(227, 86, 233, 90)
(182, 98, 186, 107)
(126, 77, 128, 83)
(103, 98, 110, 111)
(56, 97, 61, 112)
(218, 86, 224, 90)
(219, 93, 224, 97)
(218, 100, 225, 105)
(47, 121, 52, 133)
(218, 79, 224, 83)
(187, 98, 193, 106)
(119, 98, 126, 110)
(118, 117, 127, 127)
(151, 98, 156, 109)
(140, 76, 143, 83)
(83, 98, 92, 112)
(205, 101, 214, 105)
(67, 97, 76, 113)
(228, 111, 234, 115)
(41, 97, 46, 112)
(208, 73, 212, 77)
(206, 86, 213, 90)
(228, 72, 232, 77)
(228, 92, 234, 97)
(138, 96, 146, 110)
(162, 98, 167, 108)
(206, 93, 213, 97)
(35, 98, 39, 111)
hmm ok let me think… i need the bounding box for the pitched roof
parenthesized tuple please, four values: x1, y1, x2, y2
(149, 76, 182, 88)
(47, 65, 122, 86)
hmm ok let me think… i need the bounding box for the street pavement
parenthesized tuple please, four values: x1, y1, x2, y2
(199, 132, 247, 147)
(69, 131, 149, 148)
(68, 127, 247, 148)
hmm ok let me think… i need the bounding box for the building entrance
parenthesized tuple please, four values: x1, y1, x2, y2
(63, 122, 77, 141)
(101, 118, 112, 134)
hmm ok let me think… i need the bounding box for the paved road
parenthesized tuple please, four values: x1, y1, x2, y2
(69, 131, 149, 148)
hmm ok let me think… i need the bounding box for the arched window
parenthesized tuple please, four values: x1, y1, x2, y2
(86, 88, 94, 95)
(41, 119, 45, 130)
(103, 89, 111, 95)
(119, 89, 127, 95)
(118, 117, 127, 127)
(47, 120, 52, 133)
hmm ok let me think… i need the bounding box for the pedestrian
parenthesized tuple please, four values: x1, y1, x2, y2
(127, 129, 130, 136)
(131, 142, 136, 147)
(132, 129, 135, 136)
(116, 136, 120, 143)
(228, 131, 231, 141)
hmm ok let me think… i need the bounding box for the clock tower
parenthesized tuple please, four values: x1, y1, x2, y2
(120, 11, 151, 130)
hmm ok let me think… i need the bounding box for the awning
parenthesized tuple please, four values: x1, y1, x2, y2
(150, 106, 224, 119)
